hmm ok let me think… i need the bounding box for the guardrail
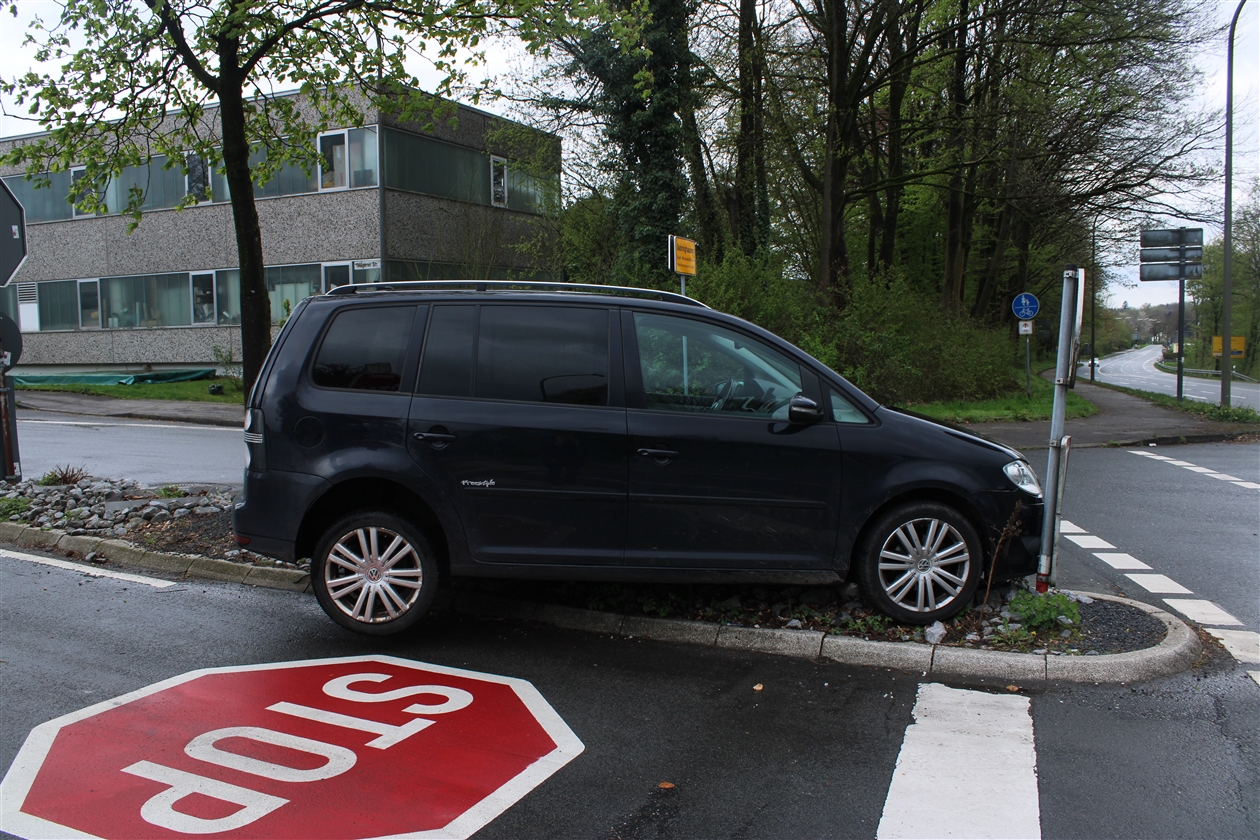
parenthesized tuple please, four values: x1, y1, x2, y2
(1154, 361, 1258, 383)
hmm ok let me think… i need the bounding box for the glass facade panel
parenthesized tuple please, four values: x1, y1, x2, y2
(38, 280, 80, 331)
(79, 280, 101, 329)
(0, 286, 17, 324)
(312, 306, 416, 391)
(1, 172, 74, 223)
(507, 169, 554, 215)
(265, 263, 321, 323)
(476, 306, 608, 406)
(324, 264, 351, 290)
(187, 154, 211, 202)
(101, 273, 192, 329)
(216, 270, 241, 324)
(352, 262, 381, 284)
(251, 148, 319, 199)
(103, 155, 186, 213)
(192, 274, 215, 323)
(383, 128, 491, 205)
(348, 127, 378, 188)
(320, 133, 348, 189)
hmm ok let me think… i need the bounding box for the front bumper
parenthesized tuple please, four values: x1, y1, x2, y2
(969, 490, 1043, 581)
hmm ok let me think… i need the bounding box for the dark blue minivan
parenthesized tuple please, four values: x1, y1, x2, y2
(234, 282, 1043, 635)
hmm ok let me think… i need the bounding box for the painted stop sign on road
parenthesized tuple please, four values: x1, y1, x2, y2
(1, 656, 583, 839)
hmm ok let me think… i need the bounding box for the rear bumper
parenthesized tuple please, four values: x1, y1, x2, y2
(232, 469, 331, 564)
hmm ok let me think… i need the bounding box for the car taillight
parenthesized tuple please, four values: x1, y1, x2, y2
(244, 408, 267, 472)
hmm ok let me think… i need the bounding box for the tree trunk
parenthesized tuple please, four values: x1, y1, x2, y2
(217, 60, 271, 394)
(736, 0, 768, 255)
(679, 25, 723, 265)
(819, 0, 850, 298)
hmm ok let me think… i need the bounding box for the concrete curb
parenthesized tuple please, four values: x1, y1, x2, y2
(0, 525, 1201, 684)
(14, 398, 243, 428)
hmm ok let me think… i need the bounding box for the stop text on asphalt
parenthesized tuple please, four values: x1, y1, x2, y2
(0, 655, 584, 840)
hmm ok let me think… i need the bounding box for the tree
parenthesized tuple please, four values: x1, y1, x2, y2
(2, 0, 638, 391)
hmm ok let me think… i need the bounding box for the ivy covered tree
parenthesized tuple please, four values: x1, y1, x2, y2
(2, 0, 641, 391)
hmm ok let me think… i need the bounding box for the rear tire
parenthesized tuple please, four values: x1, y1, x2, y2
(857, 502, 981, 625)
(311, 511, 439, 636)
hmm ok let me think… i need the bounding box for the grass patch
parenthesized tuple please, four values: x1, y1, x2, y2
(1089, 381, 1260, 424)
(908, 372, 1097, 424)
(0, 496, 30, 519)
(16, 380, 246, 404)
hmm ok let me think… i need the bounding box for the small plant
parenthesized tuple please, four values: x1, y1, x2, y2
(991, 624, 1036, 649)
(1009, 590, 1081, 632)
(278, 298, 293, 328)
(157, 484, 186, 498)
(845, 613, 891, 635)
(39, 464, 89, 486)
(0, 496, 30, 518)
(211, 345, 244, 390)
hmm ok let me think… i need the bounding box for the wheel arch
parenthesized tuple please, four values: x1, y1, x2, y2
(295, 477, 451, 576)
(846, 487, 992, 582)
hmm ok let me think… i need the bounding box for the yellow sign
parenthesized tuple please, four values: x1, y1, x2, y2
(668, 236, 696, 276)
(1212, 336, 1245, 358)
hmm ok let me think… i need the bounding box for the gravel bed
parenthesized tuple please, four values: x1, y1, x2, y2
(1073, 598, 1167, 654)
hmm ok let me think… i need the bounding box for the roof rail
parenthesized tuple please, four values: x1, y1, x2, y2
(325, 280, 708, 308)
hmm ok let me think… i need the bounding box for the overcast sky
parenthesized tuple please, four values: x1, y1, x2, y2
(1, 0, 1255, 309)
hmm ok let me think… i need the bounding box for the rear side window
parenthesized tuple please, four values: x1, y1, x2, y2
(476, 306, 609, 406)
(311, 306, 414, 391)
(417, 305, 477, 397)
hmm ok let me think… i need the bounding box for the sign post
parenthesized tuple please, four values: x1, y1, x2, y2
(0, 180, 27, 483)
(1140, 228, 1203, 402)
(1037, 267, 1081, 593)
(1012, 294, 1039, 398)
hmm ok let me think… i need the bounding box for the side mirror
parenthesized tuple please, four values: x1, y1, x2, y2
(788, 394, 825, 425)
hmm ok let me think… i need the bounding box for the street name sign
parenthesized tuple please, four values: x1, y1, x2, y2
(1139, 262, 1204, 281)
(0, 655, 584, 840)
(1012, 293, 1039, 321)
(1139, 228, 1203, 282)
(1139, 228, 1203, 248)
(0, 179, 27, 286)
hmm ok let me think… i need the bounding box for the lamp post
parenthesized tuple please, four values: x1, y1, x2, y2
(1222, 0, 1247, 408)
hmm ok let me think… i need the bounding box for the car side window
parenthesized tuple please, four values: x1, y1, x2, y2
(417, 305, 476, 397)
(476, 305, 609, 406)
(311, 306, 414, 392)
(633, 312, 802, 419)
(829, 388, 870, 424)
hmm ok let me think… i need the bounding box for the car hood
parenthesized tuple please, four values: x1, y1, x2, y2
(879, 405, 1027, 463)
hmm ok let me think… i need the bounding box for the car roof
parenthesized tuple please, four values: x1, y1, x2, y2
(322, 280, 708, 308)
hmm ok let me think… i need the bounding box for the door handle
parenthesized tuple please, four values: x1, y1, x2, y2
(637, 448, 679, 459)
(413, 431, 457, 442)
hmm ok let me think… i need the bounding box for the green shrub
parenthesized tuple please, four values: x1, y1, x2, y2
(0, 496, 30, 518)
(1009, 591, 1080, 632)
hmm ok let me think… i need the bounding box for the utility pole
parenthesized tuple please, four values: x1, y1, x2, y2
(1221, 0, 1247, 408)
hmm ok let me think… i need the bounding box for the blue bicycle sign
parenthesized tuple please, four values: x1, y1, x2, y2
(1012, 293, 1040, 321)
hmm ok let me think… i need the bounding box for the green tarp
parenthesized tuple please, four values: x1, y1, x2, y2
(13, 369, 217, 386)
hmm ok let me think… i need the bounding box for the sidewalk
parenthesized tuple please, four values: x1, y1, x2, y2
(15, 391, 243, 428)
(971, 380, 1255, 451)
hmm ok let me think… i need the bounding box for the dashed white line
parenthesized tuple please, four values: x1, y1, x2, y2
(0, 548, 175, 588)
(1124, 574, 1193, 594)
(1162, 599, 1244, 626)
(877, 683, 1040, 840)
(1093, 552, 1152, 570)
(1207, 629, 1260, 665)
(1058, 520, 1086, 534)
(1206, 473, 1243, 481)
(1062, 534, 1115, 549)
(1127, 451, 1259, 491)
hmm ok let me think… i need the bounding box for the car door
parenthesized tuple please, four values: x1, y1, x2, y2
(406, 303, 627, 566)
(624, 309, 842, 570)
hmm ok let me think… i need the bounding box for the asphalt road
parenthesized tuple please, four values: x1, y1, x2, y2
(1083, 345, 1260, 410)
(13, 409, 243, 487)
(2, 439, 1259, 838)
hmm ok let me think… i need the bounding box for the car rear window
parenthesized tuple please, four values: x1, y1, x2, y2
(311, 306, 414, 391)
(475, 306, 609, 406)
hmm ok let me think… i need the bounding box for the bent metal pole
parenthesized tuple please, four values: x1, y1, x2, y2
(1038, 264, 1079, 592)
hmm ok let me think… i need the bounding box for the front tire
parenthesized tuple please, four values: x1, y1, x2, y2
(857, 502, 982, 624)
(311, 511, 439, 636)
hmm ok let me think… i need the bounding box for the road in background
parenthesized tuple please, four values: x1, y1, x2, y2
(1083, 345, 1260, 410)
(14, 409, 242, 487)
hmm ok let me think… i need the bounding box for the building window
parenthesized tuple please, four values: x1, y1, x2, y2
(79, 280, 101, 329)
(1, 172, 74, 223)
(320, 132, 348, 190)
(38, 280, 80, 331)
(103, 155, 185, 213)
(70, 167, 100, 218)
(192, 273, 216, 324)
(265, 263, 321, 323)
(324, 263, 351, 290)
(186, 154, 211, 203)
(382, 128, 491, 206)
(0, 286, 17, 325)
(490, 156, 508, 207)
(353, 260, 381, 284)
(216, 270, 241, 325)
(101, 273, 192, 329)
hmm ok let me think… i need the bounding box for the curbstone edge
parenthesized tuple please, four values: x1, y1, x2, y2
(717, 626, 824, 658)
(821, 636, 933, 672)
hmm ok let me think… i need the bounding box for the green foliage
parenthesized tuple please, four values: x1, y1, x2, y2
(1009, 591, 1080, 632)
(844, 613, 892, 635)
(1094, 382, 1260, 425)
(17, 381, 246, 404)
(157, 485, 186, 499)
(0, 496, 31, 518)
(912, 373, 1098, 423)
(39, 465, 89, 486)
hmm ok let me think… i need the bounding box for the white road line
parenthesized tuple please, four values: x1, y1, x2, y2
(1182, 466, 1215, 473)
(1093, 552, 1152, 570)
(1206, 629, 1260, 665)
(1126, 451, 1259, 490)
(877, 683, 1040, 840)
(1206, 473, 1243, 481)
(1233, 481, 1260, 490)
(1058, 520, 1086, 534)
(1063, 534, 1115, 549)
(1162, 599, 1243, 627)
(1124, 574, 1193, 594)
(1166, 460, 1196, 466)
(1128, 450, 1172, 460)
(0, 548, 175, 588)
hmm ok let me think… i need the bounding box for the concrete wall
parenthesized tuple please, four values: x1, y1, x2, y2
(15, 324, 284, 368)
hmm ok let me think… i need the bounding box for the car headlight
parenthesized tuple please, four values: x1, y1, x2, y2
(1003, 460, 1042, 497)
